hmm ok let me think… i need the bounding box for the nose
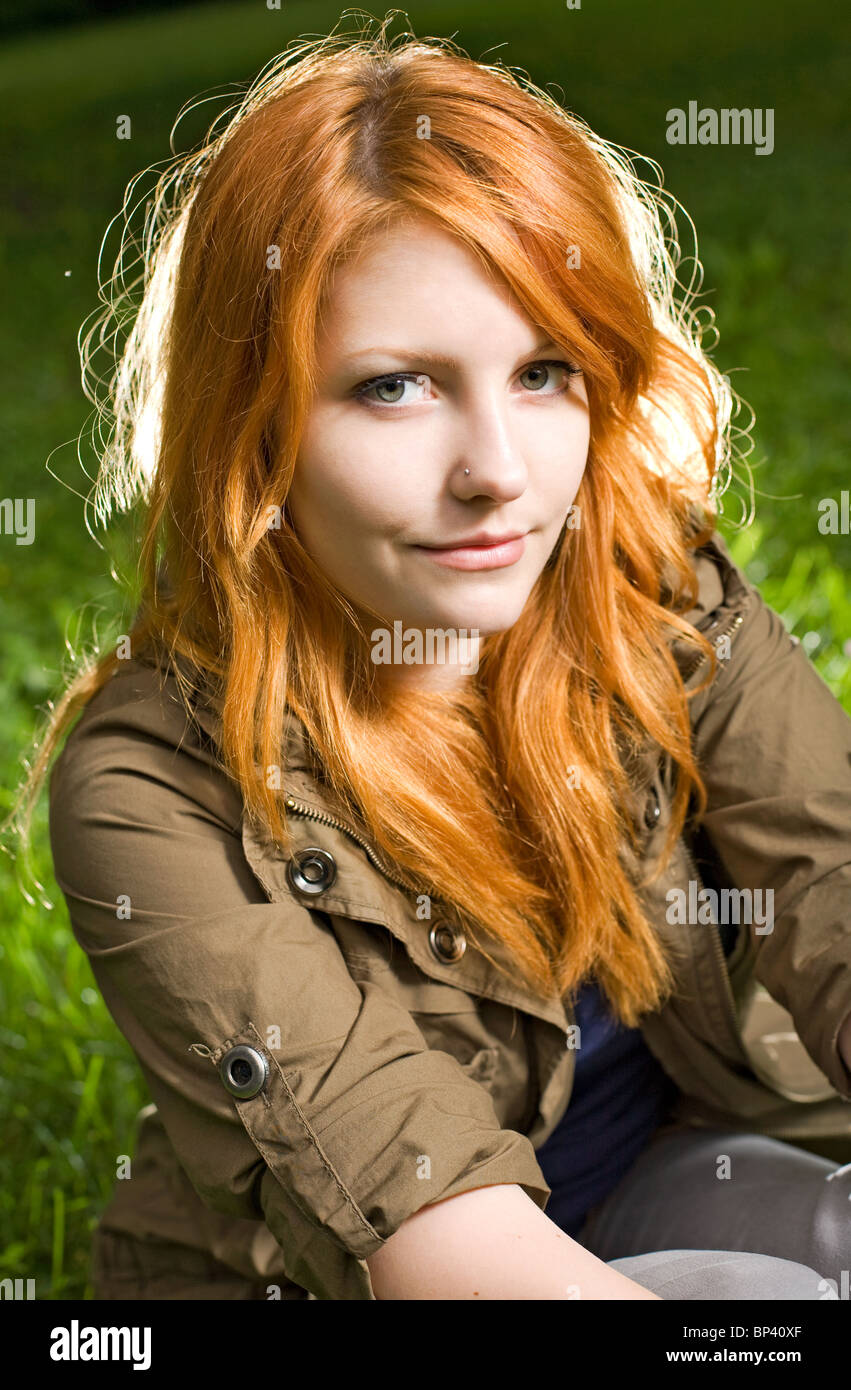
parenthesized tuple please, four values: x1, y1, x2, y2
(450, 387, 529, 502)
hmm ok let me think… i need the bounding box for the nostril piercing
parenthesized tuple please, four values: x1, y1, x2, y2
(464, 468, 470, 475)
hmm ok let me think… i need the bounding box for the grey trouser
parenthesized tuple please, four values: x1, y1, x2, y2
(574, 1123, 850, 1299)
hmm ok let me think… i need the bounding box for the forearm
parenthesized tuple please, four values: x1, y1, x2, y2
(365, 1182, 661, 1300)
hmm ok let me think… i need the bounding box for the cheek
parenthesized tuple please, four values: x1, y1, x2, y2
(290, 443, 410, 544)
(291, 423, 363, 526)
(543, 433, 589, 510)
(566, 420, 591, 485)
(299, 417, 429, 532)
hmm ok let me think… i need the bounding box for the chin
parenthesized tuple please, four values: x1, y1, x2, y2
(441, 599, 530, 637)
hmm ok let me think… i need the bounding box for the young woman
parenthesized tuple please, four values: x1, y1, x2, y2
(12, 22, 851, 1300)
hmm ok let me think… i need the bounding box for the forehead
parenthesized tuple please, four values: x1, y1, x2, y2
(315, 218, 528, 357)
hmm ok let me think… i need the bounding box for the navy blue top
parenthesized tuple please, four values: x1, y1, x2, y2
(534, 979, 679, 1238)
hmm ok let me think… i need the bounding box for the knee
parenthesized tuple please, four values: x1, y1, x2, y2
(813, 1165, 851, 1284)
(608, 1249, 837, 1301)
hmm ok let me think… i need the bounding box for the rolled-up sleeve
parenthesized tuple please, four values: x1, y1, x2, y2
(687, 540, 851, 1102)
(47, 684, 551, 1299)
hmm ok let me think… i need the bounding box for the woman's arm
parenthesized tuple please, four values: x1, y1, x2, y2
(365, 1183, 661, 1300)
(47, 664, 564, 1301)
(683, 537, 851, 1102)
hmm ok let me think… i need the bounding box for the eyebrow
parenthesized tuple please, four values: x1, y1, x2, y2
(340, 338, 564, 370)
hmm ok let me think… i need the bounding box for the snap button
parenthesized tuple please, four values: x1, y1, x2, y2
(286, 847, 337, 895)
(428, 921, 467, 963)
(219, 1044, 268, 1098)
(643, 786, 661, 829)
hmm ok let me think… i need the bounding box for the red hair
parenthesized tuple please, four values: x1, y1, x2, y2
(10, 18, 752, 1025)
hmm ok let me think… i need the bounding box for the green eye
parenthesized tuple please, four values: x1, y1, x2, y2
(519, 361, 581, 392)
(354, 373, 430, 406)
(352, 360, 581, 408)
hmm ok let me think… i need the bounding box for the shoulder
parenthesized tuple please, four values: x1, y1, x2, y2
(48, 657, 248, 916)
(674, 528, 851, 757)
(50, 656, 225, 798)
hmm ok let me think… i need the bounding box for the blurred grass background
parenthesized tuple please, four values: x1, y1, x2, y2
(0, 0, 849, 1298)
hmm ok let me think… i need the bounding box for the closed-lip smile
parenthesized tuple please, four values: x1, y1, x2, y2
(417, 530, 527, 549)
(412, 530, 529, 571)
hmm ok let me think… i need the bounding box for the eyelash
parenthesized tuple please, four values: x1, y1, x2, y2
(353, 359, 582, 407)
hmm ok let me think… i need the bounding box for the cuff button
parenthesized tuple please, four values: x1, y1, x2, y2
(219, 1044, 269, 1098)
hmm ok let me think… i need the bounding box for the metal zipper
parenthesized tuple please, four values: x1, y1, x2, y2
(678, 609, 746, 684)
(283, 794, 424, 896)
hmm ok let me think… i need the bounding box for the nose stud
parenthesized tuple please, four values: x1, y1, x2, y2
(464, 468, 470, 475)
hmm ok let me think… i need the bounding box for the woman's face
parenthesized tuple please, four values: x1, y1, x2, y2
(287, 216, 590, 689)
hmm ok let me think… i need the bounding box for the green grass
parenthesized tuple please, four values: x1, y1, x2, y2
(1, 1, 849, 1298)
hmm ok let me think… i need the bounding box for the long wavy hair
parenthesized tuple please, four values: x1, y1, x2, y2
(6, 14, 755, 1027)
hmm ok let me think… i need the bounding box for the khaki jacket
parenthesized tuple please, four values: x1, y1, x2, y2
(48, 529, 851, 1300)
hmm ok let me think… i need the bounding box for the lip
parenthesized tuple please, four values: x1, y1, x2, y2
(423, 530, 527, 548)
(412, 531, 528, 571)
